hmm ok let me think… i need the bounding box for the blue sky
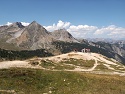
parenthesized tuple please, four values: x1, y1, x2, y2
(0, 0, 125, 39)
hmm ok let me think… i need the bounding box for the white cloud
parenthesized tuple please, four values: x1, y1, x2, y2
(43, 20, 71, 31)
(94, 25, 116, 35)
(6, 22, 12, 26)
(67, 25, 98, 38)
(94, 25, 125, 38)
(44, 20, 125, 39)
(21, 22, 30, 26)
(1, 20, 125, 39)
(1, 22, 30, 26)
(57, 20, 70, 29)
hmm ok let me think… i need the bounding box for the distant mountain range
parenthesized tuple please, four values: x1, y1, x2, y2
(0, 21, 78, 50)
(0, 21, 125, 64)
(87, 38, 125, 44)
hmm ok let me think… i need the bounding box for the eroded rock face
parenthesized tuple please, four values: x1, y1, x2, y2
(12, 21, 54, 50)
(0, 21, 79, 50)
(51, 29, 79, 43)
(1, 21, 125, 64)
(89, 41, 125, 64)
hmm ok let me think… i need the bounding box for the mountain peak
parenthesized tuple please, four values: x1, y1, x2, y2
(10, 22, 24, 28)
(31, 21, 38, 24)
(51, 29, 79, 43)
(28, 21, 43, 28)
(30, 21, 40, 26)
(13, 21, 54, 50)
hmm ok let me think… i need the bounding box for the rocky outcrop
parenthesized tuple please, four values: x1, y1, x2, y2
(89, 41, 125, 64)
(11, 21, 54, 50)
(1, 21, 125, 64)
(0, 22, 25, 43)
(51, 29, 79, 43)
(0, 21, 79, 50)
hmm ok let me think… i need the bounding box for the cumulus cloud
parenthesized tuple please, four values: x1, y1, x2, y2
(94, 25, 125, 38)
(44, 20, 71, 31)
(44, 20, 125, 39)
(0, 22, 12, 26)
(6, 22, 13, 26)
(44, 20, 98, 38)
(94, 25, 116, 35)
(67, 25, 98, 38)
(1, 20, 125, 39)
(1, 22, 30, 26)
(21, 22, 30, 26)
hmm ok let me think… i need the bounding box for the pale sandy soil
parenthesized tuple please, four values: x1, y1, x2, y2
(0, 60, 41, 69)
(0, 52, 125, 76)
(0, 90, 16, 93)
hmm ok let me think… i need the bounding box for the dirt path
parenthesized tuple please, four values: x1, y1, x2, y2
(0, 60, 41, 69)
(0, 90, 16, 94)
(92, 53, 117, 65)
(0, 52, 125, 76)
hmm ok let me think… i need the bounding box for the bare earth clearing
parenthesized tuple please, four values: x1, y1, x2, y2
(0, 52, 125, 76)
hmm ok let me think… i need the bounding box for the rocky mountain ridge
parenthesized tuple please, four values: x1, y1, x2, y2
(0, 21, 125, 64)
(51, 29, 79, 43)
(0, 21, 78, 50)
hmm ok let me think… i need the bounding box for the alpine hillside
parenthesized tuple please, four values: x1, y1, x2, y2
(0, 21, 125, 64)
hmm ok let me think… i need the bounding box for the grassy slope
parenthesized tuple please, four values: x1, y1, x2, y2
(0, 68, 125, 94)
